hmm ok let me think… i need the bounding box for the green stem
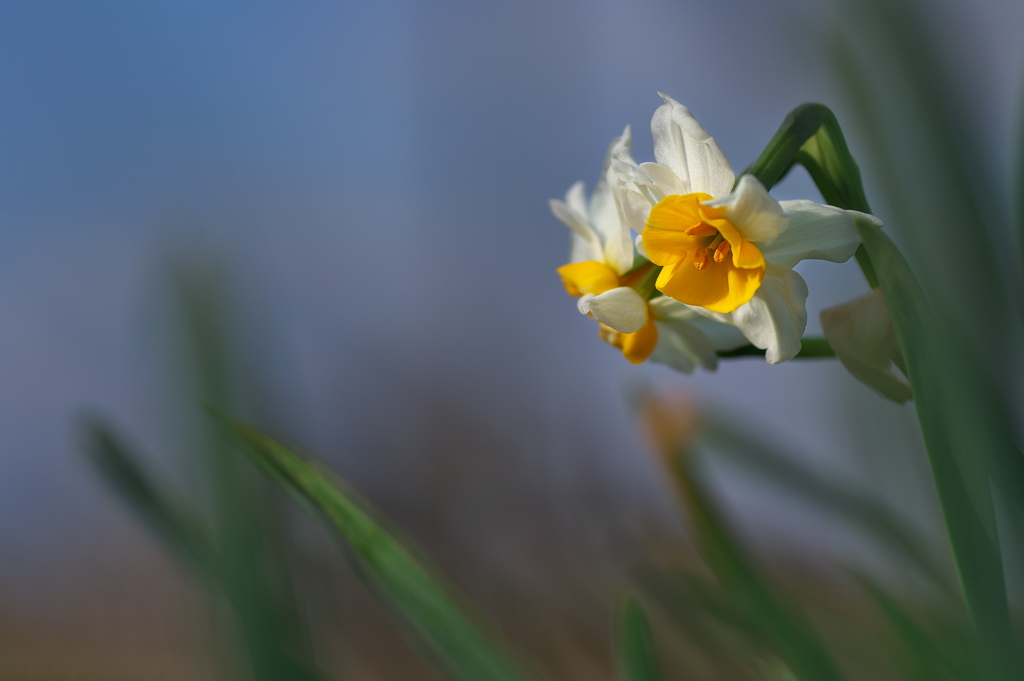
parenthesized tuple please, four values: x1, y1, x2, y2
(743, 104, 879, 288)
(717, 338, 833, 360)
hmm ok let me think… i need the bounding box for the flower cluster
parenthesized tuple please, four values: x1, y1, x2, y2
(552, 94, 881, 372)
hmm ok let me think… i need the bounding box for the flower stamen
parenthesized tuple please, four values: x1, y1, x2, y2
(693, 247, 709, 270)
(713, 239, 731, 263)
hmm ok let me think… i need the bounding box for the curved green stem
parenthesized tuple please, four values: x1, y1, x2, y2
(742, 104, 879, 288)
(717, 337, 834, 360)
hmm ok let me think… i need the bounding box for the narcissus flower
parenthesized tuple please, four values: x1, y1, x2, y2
(617, 94, 880, 363)
(552, 128, 746, 372)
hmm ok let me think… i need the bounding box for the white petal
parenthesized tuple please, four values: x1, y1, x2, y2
(650, 297, 748, 351)
(689, 316, 749, 351)
(550, 190, 601, 263)
(565, 179, 587, 215)
(651, 296, 757, 350)
(651, 93, 735, 198)
(634, 233, 648, 259)
(703, 175, 785, 242)
(763, 202, 878, 269)
(591, 127, 639, 274)
(638, 162, 689, 197)
(617, 181, 659, 234)
(577, 287, 647, 333)
(648, 295, 700, 322)
(697, 266, 808, 364)
(648, 319, 715, 373)
(821, 289, 912, 403)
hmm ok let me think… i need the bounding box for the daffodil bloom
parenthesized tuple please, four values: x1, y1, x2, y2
(552, 127, 746, 371)
(616, 94, 881, 363)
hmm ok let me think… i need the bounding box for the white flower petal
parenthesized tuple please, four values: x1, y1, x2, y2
(550, 190, 602, 263)
(577, 287, 647, 333)
(650, 297, 748, 351)
(703, 175, 785, 243)
(697, 266, 808, 364)
(565, 179, 587, 215)
(689, 315, 749, 352)
(648, 295, 700, 322)
(634, 233, 648, 259)
(617, 181, 660, 234)
(638, 162, 688, 197)
(647, 321, 706, 373)
(763, 202, 877, 269)
(651, 93, 735, 198)
(591, 127, 639, 274)
(821, 289, 912, 403)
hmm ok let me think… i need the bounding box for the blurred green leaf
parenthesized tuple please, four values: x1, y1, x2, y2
(615, 595, 659, 681)
(856, 574, 972, 681)
(698, 416, 945, 588)
(666, 444, 846, 681)
(83, 419, 219, 578)
(634, 566, 773, 674)
(858, 222, 1019, 677)
(212, 411, 539, 681)
(172, 261, 326, 681)
(83, 418, 326, 681)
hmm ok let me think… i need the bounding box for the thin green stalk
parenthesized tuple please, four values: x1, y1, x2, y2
(717, 337, 833, 360)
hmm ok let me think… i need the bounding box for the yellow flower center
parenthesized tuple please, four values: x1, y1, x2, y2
(641, 193, 766, 314)
(556, 260, 659, 364)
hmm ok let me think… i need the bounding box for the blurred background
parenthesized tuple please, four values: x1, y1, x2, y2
(1, 0, 1022, 678)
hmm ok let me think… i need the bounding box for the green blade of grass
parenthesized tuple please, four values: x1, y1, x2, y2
(83, 419, 328, 681)
(615, 595, 659, 681)
(857, 221, 1019, 676)
(171, 262, 328, 681)
(83, 419, 219, 577)
(667, 445, 846, 681)
(856, 574, 973, 681)
(633, 566, 778, 676)
(211, 412, 539, 681)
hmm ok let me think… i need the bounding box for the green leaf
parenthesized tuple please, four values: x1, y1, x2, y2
(83, 419, 218, 577)
(632, 567, 767, 671)
(83, 419, 328, 681)
(857, 221, 1019, 677)
(615, 595, 659, 681)
(169, 262, 328, 681)
(856, 574, 974, 681)
(211, 411, 539, 681)
(666, 445, 846, 681)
